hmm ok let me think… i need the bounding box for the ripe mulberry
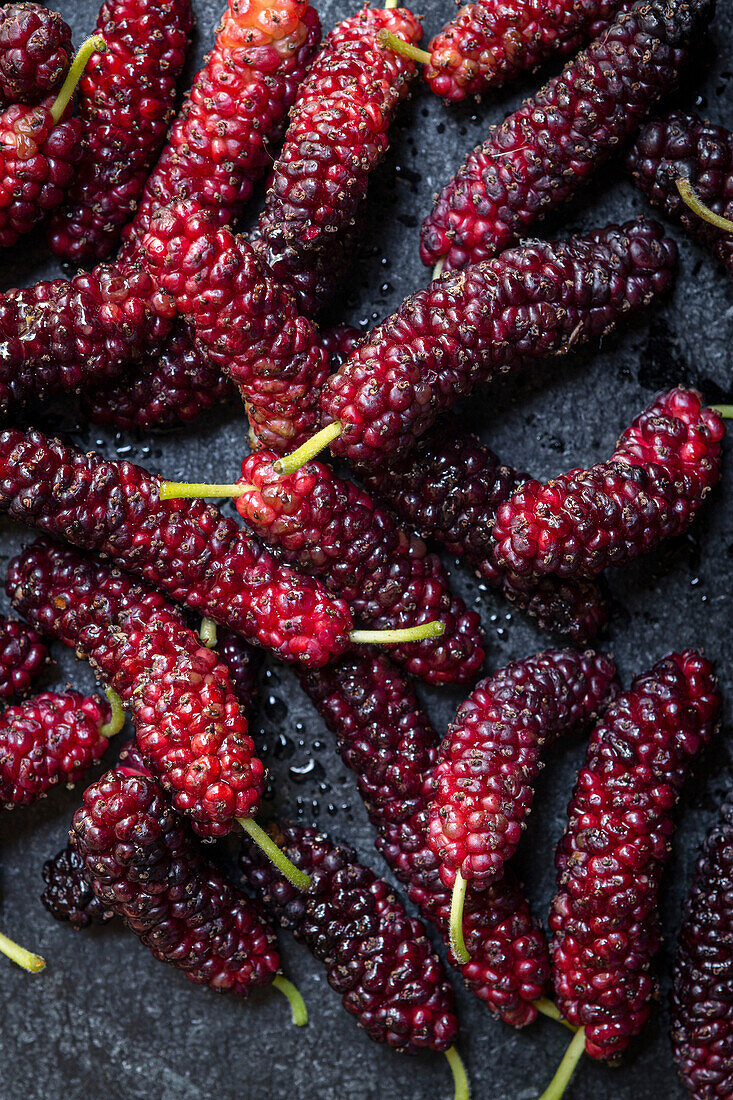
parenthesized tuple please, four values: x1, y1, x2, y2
(0, 615, 48, 701)
(42, 844, 115, 930)
(0, 3, 72, 104)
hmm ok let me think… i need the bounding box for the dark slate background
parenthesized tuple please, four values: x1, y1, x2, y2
(0, 1, 732, 1097)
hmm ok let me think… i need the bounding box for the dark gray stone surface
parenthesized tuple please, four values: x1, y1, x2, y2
(0, 1, 732, 1097)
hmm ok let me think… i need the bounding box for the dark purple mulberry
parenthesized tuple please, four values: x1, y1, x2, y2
(42, 844, 115, 929)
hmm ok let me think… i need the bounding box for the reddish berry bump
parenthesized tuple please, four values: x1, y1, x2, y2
(0, 615, 48, 701)
(0, 3, 72, 104)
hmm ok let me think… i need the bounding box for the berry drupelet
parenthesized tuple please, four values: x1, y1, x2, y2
(72, 768, 283, 998)
(254, 4, 422, 317)
(42, 844, 115, 930)
(548, 651, 720, 1084)
(47, 0, 194, 263)
(240, 824, 469, 1098)
(0, 3, 72, 104)
(0, 615, 48, 701)
(671, 789, 733, 1100)
(0, 687, 123, 809)
(141, 201, 331, 454)
(214, 629, 263, 713)
(300, 652, 556, 1028)
(628, 110, 733, 279)
(162, 448, 483, 686)
(390, 0, 629, 103)
(361, 421, 610, 642)
(0, 429, 353, 669)
(428, 650, 618, 960)
(420, 0, 713, 271)
(313, 219, 677, 467)
(492, 388, 725, 583)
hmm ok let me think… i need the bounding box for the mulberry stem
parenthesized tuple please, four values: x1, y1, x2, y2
(273, 422, 343, 475)
(445, 1046, 470, 1100)
(199, 618, 218, 648)
(378, 29, 431, 63)
(350, 621, 445, 644)
(676, 177, 733, 233)
(432, 258, 444, 280)
(159, 481, 251, 500)
(272, 975, 309, 1026)
(50, 35, 106, 123)
(0, 930, 45, 973)
(534, 998, 576, 1033)
(238, 817, 312, 891)
(713, 405, 733, 417)
(539, 1027, 586, 1100)
(100, 688, 126, 739)
(449, 871, 469, 964)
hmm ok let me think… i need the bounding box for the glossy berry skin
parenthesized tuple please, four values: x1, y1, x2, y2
(241, 824, 459, 1051)
(255, 5, 421, 316)
(628, 110, 733, 279)
(236, 450, 484, 685)
(551, 650, 721, 1061)
(47, 0, 194, 263)
(0, 262, 175, 416)
(0, 430, 353, 669)
(81, 321, 235, 432)
(120, 0, 322, 257)
(8, 539, 265, 840)
(0, 689, 111, 809)
(425, 0, 629, 103)
(320, 324, 363, 370)
(73, 769, 279, 994)
(0, 96, 83, 248)
(301, 652, 552, 1027)
(362, 422, 609, 642)
(493, 388, 725, 583)
(321, 219, 677, 466)
(672, 790, 733, 1099)
(0, 3, 72, 104)
(141, 203, 331, 454)
(0, 615, 48, 701)
(421, 0, 713, 270)
(42, 844, 115, 929)
(428, 649, 618, 889)
(214, 629, 263, 712)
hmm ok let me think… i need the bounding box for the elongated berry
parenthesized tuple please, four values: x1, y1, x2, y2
(47, 0, 194, 263)
(362, 422, 609, 642)
(429, 649, 618, 891)
(628, 110, 733, 279)
(73, 768, 280, 995)
(42, 844, 115, 929)
(0, 689, 120, 809)
(301, 652, 552, 1027)
(255, 4, 422, 316)
(319, 219, 676, 465)
(0, 615, 48, 701)
(671, 789, 733, 1099)
(141, 202, 331, 453)
(423, 0, 630, 103)
(0, 429, 353, 669)
(550, 650, 720, 1062)
(492, 388, 724, 582)
(0, 3, 72, 103)
(421, 0, 713, 270)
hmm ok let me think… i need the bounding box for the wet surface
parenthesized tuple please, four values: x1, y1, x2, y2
(0, 1, 732, 1097)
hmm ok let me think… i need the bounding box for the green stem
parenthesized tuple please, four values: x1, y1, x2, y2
(159, 481, 250, 500)
(534, 998, 576, 1033)
(100, 688, 126, 739)
(676, 177, 733, 234)
(272, 975, 308, 1026)
(350, 620, 445, 645)
(449, 871, 469, 964)
(539, 1027, 586, 1100)
(0, 930, 45, 973)
(51, 35, 106, 123)
(432, 258, 445, 280)
(238, 817, 311, 891)
(712, 404, 733, 418)
(377, 29, 432, 64)
(445, 1046, 470, 1100)
(199, 618, 218, 648)
(273, 421, 342, 476)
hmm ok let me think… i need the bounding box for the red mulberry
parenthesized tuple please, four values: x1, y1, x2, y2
(0, 3, 72, 104)
(492, 388, 724, 582)
(47, 0, 194, 263)
(42, 844, 115, 930)
(421, 0, 713, 270)
(671, 789, 733, 1099)
(317, 219, 677, 466)
(0, 615, 48, 701)
(549, 650, 720, 1065)
(254, 5, 422, 316)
